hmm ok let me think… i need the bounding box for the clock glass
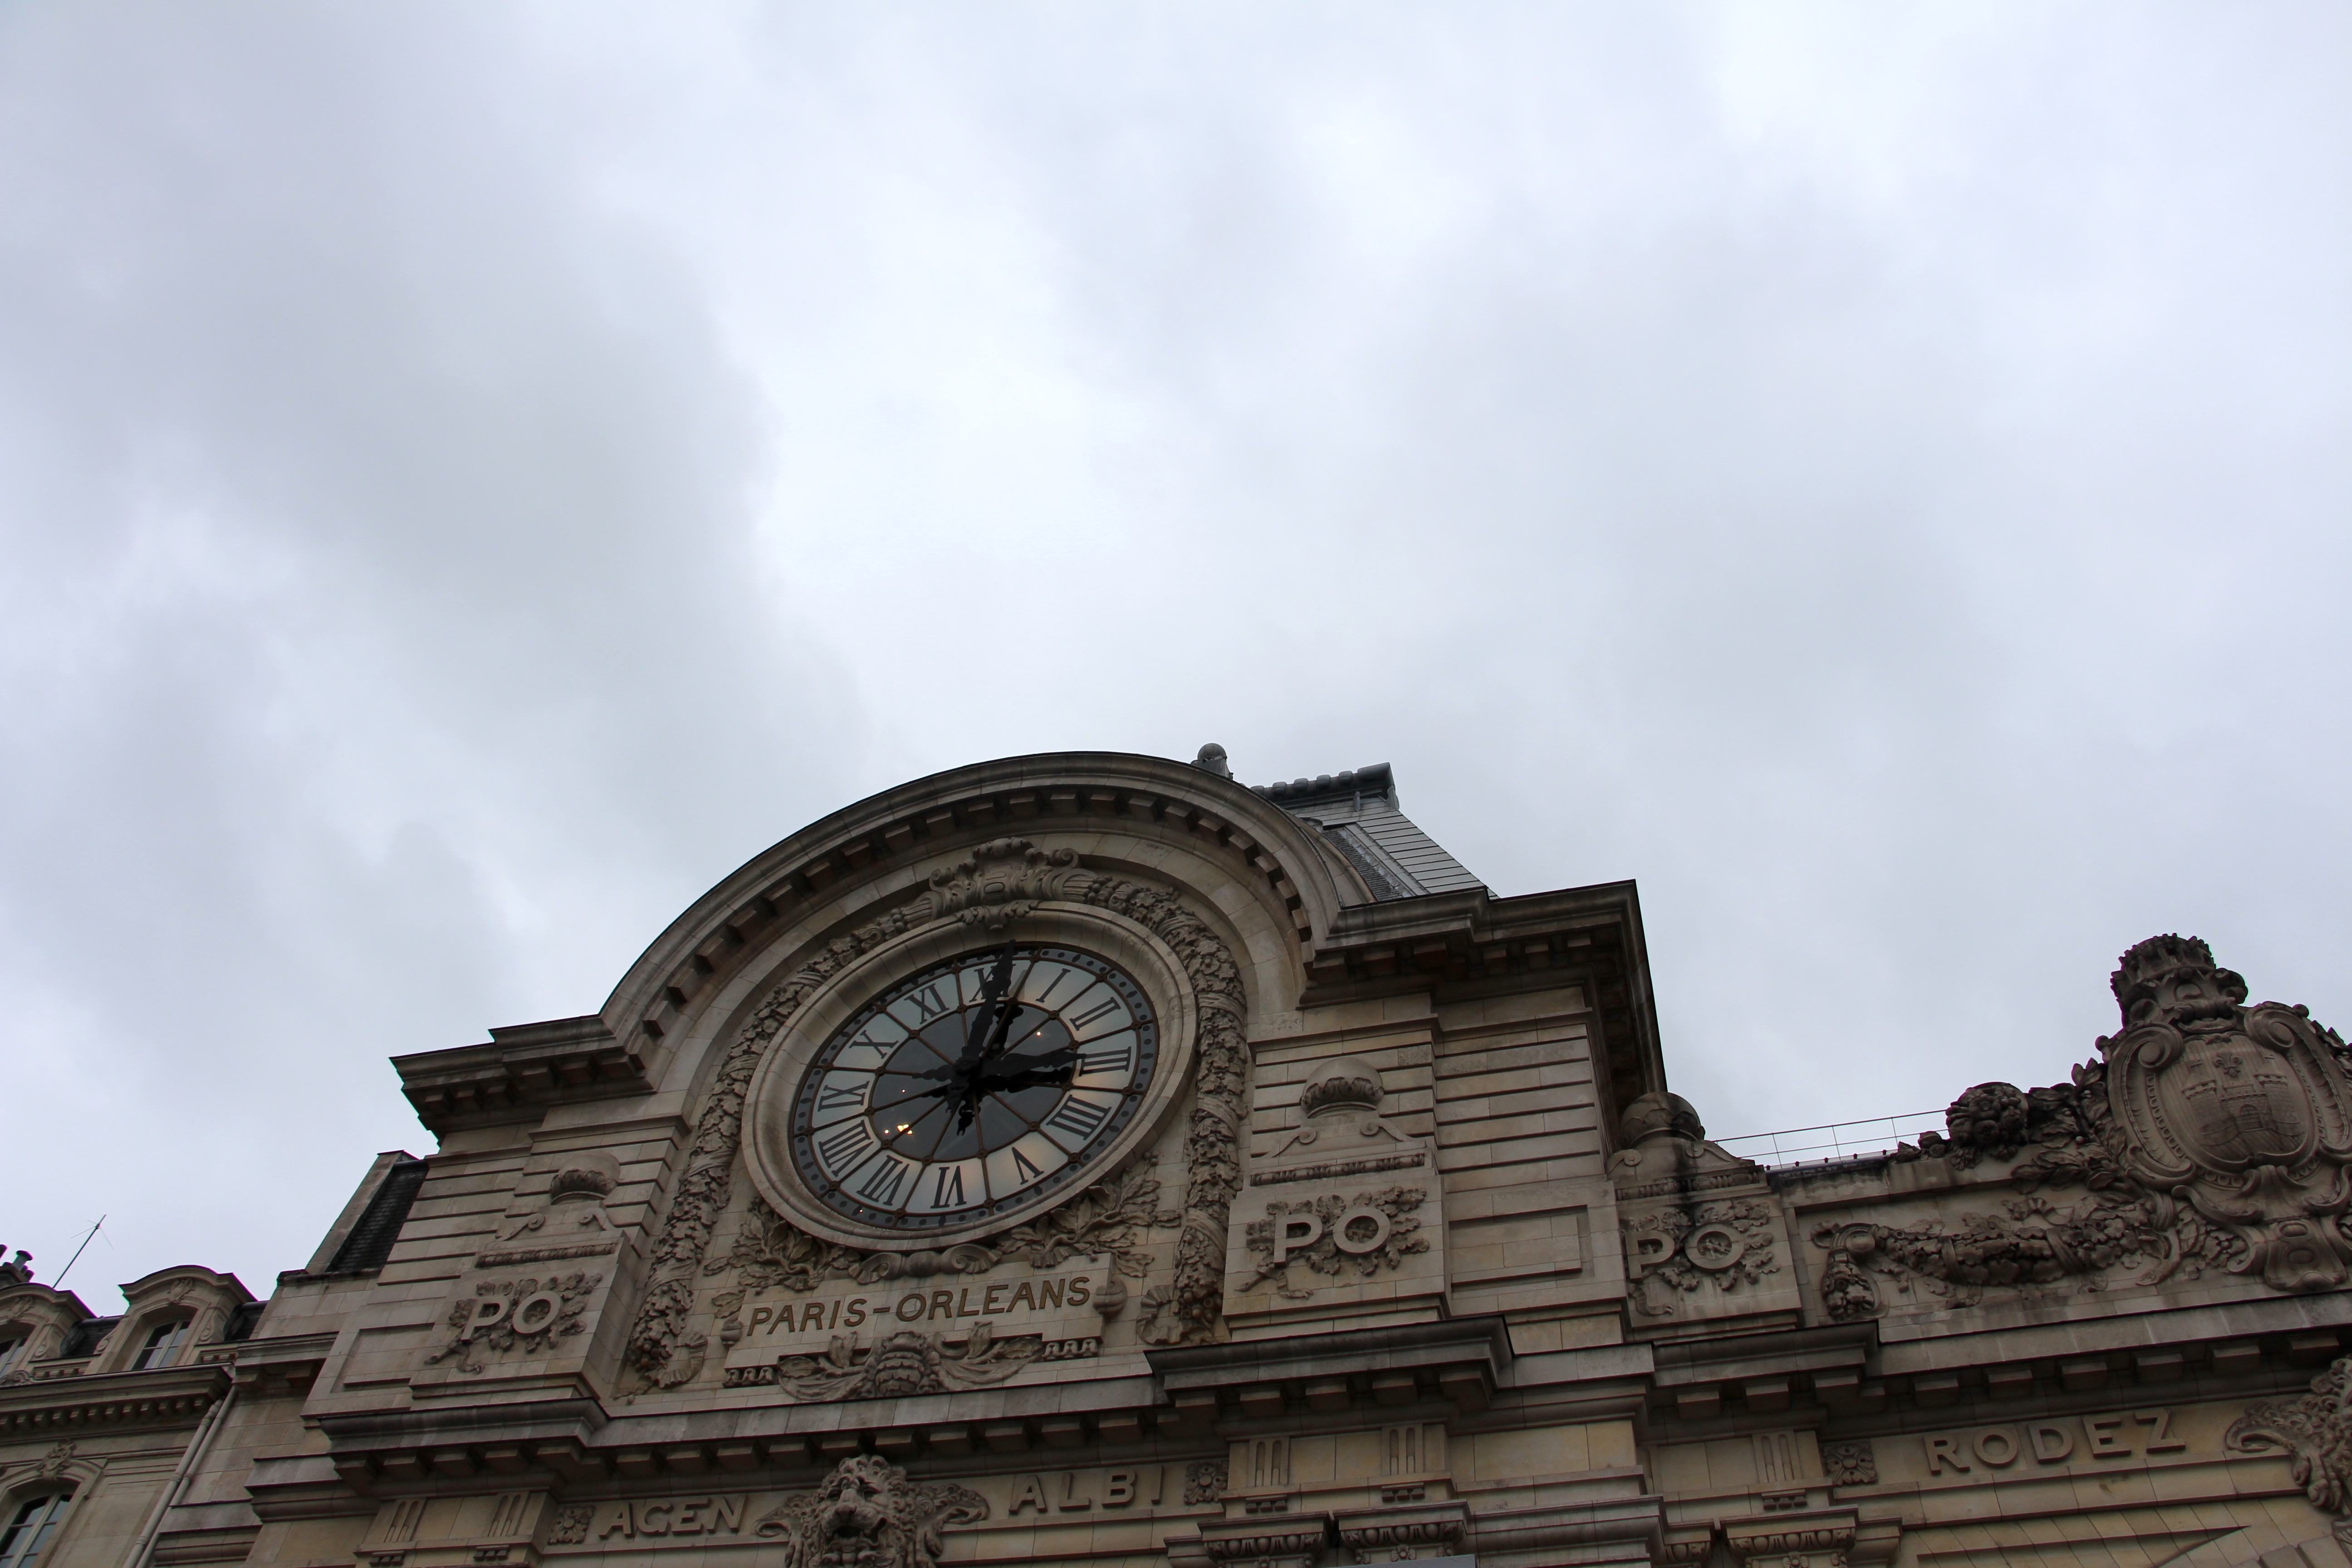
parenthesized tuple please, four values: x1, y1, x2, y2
(788, 943, 1159, 1232)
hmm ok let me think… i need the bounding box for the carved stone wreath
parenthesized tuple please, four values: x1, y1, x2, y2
(423, 1272, 602, 1374)
(624, 840, 1250, 1388)
(1242, 1187, 1430, 1298)
(1624, 1199, 1781, 1318)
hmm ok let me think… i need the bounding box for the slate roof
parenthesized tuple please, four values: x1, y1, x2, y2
(1251, 763, 1485, 902)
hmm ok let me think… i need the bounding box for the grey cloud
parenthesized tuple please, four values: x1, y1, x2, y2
(1, 1, 2346, 1301)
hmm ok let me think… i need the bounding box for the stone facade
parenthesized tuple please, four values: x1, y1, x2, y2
(9, 750, 2352, 1567)
(0, 1265, 252, 1567)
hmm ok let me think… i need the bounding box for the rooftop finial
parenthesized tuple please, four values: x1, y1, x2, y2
(1192, 743, 1232, 779)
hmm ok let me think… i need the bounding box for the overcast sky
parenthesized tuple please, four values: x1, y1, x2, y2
(3, 2, 2347, 1313)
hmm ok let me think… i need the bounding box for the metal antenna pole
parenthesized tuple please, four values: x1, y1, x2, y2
(52, 1215, 105, 1288)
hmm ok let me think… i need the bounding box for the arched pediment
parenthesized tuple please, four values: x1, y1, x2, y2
(599, 752, 1357, 1078)
(0, 1450, 104, 1504)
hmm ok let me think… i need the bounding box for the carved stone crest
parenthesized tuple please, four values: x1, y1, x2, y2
(755, 1455, 987, 1568)
(926, 840, 1080, 930)
(2102, 936, 2352, 1291)
(1829, 937, 2352, 1310)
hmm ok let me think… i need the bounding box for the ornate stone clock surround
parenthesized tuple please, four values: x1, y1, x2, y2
(624, 839, 1251, 1390)
(740, 902, 1198, 1250)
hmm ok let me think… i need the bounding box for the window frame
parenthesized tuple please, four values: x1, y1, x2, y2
(0, 1490, 73, 1568)
(129, 1316, 191, 1371)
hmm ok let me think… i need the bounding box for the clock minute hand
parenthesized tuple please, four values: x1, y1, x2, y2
(949, 939, 1021, 1076)
(949, 943, 1030, 1133)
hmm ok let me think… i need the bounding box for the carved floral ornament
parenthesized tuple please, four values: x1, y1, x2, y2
(624, 840, 1251, 1389)
(1813, 935, 2352, 1318)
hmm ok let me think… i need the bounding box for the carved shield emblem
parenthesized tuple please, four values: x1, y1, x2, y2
(2156, 1033, 2314, 1171)
(2101, 936, 2352, 1291)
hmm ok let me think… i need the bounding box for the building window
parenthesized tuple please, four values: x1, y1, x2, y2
(0, 1334, 27, 1378)
(131, 1318, 189, 1370)
(0, 1493, 72, 1568)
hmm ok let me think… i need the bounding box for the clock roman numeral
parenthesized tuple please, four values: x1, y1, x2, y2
(857, 1157, 911, 1205)
(1029, 965, 1076, 1006)
(1010, 1145, 1044, 1182)
(1078, 1042, 1132, 1077)
(908, 984, 950, 1021)
(931, 1166, 965, 1207)
(1068, 996, 1123, 1032)
(816, 1120, 875, 1171)
(1045, 1095, 1112, 1142)
(815, 1083, 866, 1112)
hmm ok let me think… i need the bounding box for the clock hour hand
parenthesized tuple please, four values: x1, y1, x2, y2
(972, 1045, 1080, 1096)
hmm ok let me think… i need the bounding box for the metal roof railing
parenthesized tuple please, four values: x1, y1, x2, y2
(1713, 1110, 1947, 1166)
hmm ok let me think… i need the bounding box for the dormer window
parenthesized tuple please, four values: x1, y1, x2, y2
(0, 1333, 27, 1377)
(0, 1492, 71, 1568)
(131, 1318, 190, 1370)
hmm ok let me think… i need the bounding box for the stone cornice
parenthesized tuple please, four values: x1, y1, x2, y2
(1149, 1317, 1514, 1416)
(0, 1362, 227, 1435)
(599, 752, 1347, 1049)
(0, 1281, 93, 1321)
(388, 755, 1348, 1135)
(1300, 879, 1667, 1126)
(214, 1332, 338, 1396)
(394, 1015, 650, 1133)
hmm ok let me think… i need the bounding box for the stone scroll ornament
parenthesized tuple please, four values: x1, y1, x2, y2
(768, 1324, 1040, 1401)
(755, 1455, 988, 1568)
(1813, 935, 2352, 1318)
(622, 840, 1250, 1389)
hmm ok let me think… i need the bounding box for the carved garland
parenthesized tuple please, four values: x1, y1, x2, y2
(623, 841, 1250, 1388)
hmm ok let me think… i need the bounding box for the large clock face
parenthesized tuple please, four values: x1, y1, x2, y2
(787, 944, 1159, 1233)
